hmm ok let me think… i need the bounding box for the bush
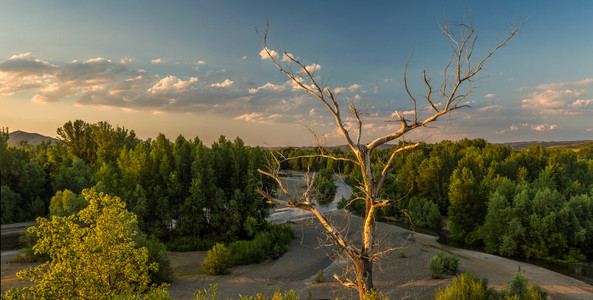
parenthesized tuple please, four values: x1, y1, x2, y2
(266, 223, 294, 257)
(136, 233, 173, 283)
(168, 236, 215, 252)
(202, 243, 230, 275)
(428, 251, 459, 278)
(193, 284, 298, 300)
(399, 196, 443, 231)
(435, 272, 489, 300)
(436, 271, 548, 300)
(505, 271, 548, 300)
(228, 240, 267, 266)
(314, 170, 337, 205)
(228, 224, 294, 266)
(49, 189, 88, 217)
(314, 269, 324, 283)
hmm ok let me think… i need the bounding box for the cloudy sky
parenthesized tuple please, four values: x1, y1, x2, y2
(1, 0, 592, 146)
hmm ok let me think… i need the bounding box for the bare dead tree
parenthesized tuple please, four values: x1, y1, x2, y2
(256, 17, 526, 299)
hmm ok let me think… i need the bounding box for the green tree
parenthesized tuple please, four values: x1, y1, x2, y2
(448, 167, 488, 242)
(7, 189, 166, 298)
(49, 189, 88, 217)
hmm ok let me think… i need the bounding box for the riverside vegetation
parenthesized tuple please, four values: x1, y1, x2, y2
(1, 123, 592, 298)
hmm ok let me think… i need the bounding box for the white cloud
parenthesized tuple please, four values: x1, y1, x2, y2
(570, 99, 593, 108)
(537, 78, 593, 90)
(334, 83, 360, 94)
(210, 79, 234, 88)
(281, 53, 294, 62)
(233, 112, 281, 124)
(259, 48, 278, 60)
(298, 63, 321, 74)
(249, 82, 287, 94)
(478, 105, 500, 112)
(522, 89, 582, 110)
(349, 83, 360, 91)
(0, 52, 59, 97)
(151, 58, 163, 64)
(148, 76, 197, 94)
(484, 93, 495, 98)
(120, 57, 133, 64)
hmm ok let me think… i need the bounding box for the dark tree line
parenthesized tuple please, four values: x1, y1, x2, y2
(1, 121, 274, 246)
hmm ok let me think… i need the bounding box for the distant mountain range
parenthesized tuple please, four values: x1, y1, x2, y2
(7, 131, 58, 146)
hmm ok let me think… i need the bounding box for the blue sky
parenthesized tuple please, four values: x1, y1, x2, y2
(1, 0, 592, 146)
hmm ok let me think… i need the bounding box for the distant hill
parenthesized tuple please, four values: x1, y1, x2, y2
(8, 130, 58, 146)
(268, 140, 593, 152)
(501, 140, 593, 151)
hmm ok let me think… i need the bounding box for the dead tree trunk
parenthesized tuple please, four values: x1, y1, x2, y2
(256, 17, 525, 299)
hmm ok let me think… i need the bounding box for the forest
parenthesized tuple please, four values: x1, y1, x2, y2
(2, 121, 593, 298)
(1, 120, 276, 247)
(278, 139, 593, 263)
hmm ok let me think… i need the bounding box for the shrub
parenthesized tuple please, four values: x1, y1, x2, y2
(435, 272, 488, 300)
(228, 240, 267, 266)
(136, 233, 173, 283)
(509, 271, 528, 296)
(49, 189, 88, 217)
(202, 243, 230, 275)
(314, 269, 324, 283)
(168, 236, 215, 251)
(266, 224, 294, 257)
(399, 196, 443, 231)
(228, 224, 294, 266)
(505, 271, 548, 300)
(428, 251, 459, 278)
(193, 284, 298, 300)
(314, 170, 337, 205)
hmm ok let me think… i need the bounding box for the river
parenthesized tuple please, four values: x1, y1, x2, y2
(267, 173, 593, 286)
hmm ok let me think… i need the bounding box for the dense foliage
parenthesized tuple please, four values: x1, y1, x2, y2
(202, 224, 294, 275)
(428, 251, 459, 278)
(282, 139, 593, 262)
(1, 121, 275, 247)
(313, 168, 338, 204)
(5, 189, 168, 299)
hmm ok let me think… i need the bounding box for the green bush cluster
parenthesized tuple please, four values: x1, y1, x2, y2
(435, 272, 490, 300)
(428, 251, 459, 278)
(435, 271, 548, 300)
(229, 224, 294, 266)
(314, 169, 337, 205)
(168, 236, 216, 252)
(202, 224, 294, 275)
(135, 233, 173, 283)
(202, 243, 231, 275)
(399, 196, 443, 231)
